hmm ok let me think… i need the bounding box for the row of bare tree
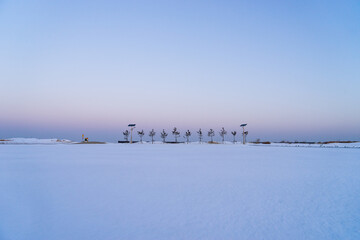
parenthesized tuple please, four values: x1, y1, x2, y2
(122, 127, 248, 144)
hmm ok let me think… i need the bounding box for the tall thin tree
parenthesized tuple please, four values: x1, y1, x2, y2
(242, 131, 248, 144)
(185, 130, 191, 144)
(172, 127, 180, 142)
(219, 127, 227, 143)
(123, 130, 129, 142)
(231, 131, 237, 143)
(208, 129, 215, 142)
(137, 130, 144, 143)
(197, 128, 203, 143)
(149, 129, 156, 144)
(160, 129, 168, 143)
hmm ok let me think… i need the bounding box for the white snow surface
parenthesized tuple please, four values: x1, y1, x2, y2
(1, 138, 72, 144)
(1, 138, 359, 149)
(262, 142, 360, 148)
(0, 144, 359, 240)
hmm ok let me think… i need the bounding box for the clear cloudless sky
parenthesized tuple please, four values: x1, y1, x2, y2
(0, 0, 359, 142)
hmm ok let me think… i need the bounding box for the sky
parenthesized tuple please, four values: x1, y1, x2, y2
(0, 0, 359, 142)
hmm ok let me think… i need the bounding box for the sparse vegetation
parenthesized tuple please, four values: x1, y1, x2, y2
(208, 129, 215, 142)
(242, 131, 248, 144)
(119, 126, 359, 145)
(149, 129, 156, 144)
(160, 129, 168, 143)
(123, 130, 129, 141)
(197, 128, 203, 143)
(219, 127, 227, 143)
(137, 130, 144, 143)
(172, 127, 180, 142)
(185, 130, 191, 144)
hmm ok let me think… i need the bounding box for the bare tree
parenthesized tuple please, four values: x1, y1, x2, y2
(197, 128, 203, 143)
(208, 129, 215, 142)
(242, 131, 249, 144)
(185, 130, 191, 144)
(172, 127, 180, 142)
(137, 130, 144, 143)
(149, 129, 156, 144)
(231, 131, 237, 143)
(219, 127, 227, 143)
(123, 130, 129, 142)
(160, 129, 168, 143)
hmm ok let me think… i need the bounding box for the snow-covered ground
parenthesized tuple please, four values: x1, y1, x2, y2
(0, 144, 359, 240)
(251, 142, 360, 148)
(0, 138, 72, 144)
(1, 138, 359, 148)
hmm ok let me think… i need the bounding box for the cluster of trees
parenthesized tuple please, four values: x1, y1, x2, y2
(123, 127, 248, 144)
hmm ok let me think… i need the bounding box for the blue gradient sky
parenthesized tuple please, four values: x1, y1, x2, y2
(1, 0, 359, 142)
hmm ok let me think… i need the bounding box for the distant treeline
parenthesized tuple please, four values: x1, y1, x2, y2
(121, 127, 248, 144)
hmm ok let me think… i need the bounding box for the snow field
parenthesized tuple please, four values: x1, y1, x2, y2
(0, 144, 359, 240)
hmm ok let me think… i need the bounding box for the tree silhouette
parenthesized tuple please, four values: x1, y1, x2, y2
(185, 130, 191, 144)
(149, 129, 156, 144)
(137, 130, 144, 143)
(160, 129, 168, 143)
(219, 127, 227, 143)
(208, 129, 215, 142)
(231, 131, 237, 143)
(172, 127, 180, 142)
(197, 128, 203, 143)
(243, 131, 249, 144)
(123, 130, 129, 141)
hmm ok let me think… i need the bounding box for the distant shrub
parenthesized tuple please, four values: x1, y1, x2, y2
(208, 129, 215, 142)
